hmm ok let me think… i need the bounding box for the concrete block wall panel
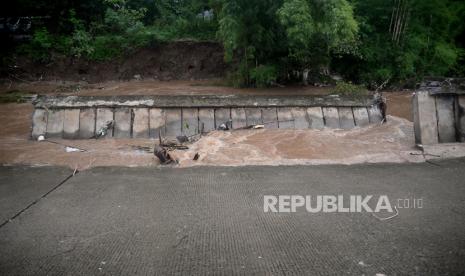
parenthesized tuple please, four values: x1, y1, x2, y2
(306, 107, 324, 129)
(367, 105, 384, 124)
(63, 109, 80, 139)
(352, 107, 370, 127)
(262, 108, 278, 128)
(322, 107, 339, 128)
(413, 91, 439, 145)
(290, 108, 309, 129)
(338, 107, 356, 130)
(96, 108, 114, 138)
(46, 109, 64, 138)
(182, 108, 199, 136)
(277, 108, 295, 129)
(435, 96, 456, 143)
(132, 108, 150, 138)
(164, 108, 182, 137)
(231, 108, 247, 129)
(214, 108, 231, 129)
(113, 108, 132, 138)
(31, 94, 387, 139)
(458, 96, 465, 142)
(149, 108, 165, 139)
(31, 109, 48, 139)
(79, 108, 96, 139)
(245, 108, 262, 126)
(198, 108, 215, 133)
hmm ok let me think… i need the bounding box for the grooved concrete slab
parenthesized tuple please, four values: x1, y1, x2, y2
(132, 108, 149, 138)
(338, 107, 355, 130)
(368, 105, 383, 123)
(46, 109, 64, 138)
(164, 109, 182, 137)
(114, 109, 131, 138)
(277, 108, 294, 129)
(458, 96, 465, 142)
(262, 108, 278, 128)
(353, 107, 370, 127)
(215, 108, 231, 129)
(291, 108, 309, 129)
(149, 108, 165, 138)
(435, 96, 456, 143)
(79, 108, 95, 139)
(182, 108, 199, 136)
(245, 108, 262, 126)
(1, 161, 465, 275)
(413, 92, 439, 145)
(31, 109, 47, 139)
(231, 108, 247, 129)
(322, 107, 339, 128)
(63, 109, 80, 139)
(198, 108, 215, 133)
(96, 108, 114, 138)
(0, 166, 72, 225)
(306, 107, 324, 129)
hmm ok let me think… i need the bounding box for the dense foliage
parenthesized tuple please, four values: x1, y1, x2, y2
(3, 0, 465, 88)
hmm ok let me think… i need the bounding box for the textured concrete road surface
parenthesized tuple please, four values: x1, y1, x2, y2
(1, 160, 465, 275)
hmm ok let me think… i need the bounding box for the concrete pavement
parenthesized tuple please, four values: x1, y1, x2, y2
(1, 160, 465, 275)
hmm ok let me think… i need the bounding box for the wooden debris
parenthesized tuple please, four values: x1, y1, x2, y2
(154, 145, 175, 164)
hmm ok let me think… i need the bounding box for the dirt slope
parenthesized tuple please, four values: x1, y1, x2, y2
(3, 41, 227, 83)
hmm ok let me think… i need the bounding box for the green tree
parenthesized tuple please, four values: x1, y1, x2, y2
(277, 0, 358, 83)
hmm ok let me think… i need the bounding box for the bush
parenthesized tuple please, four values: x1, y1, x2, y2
(331, 81, 368, 96)
(250, 65, 278, 88)
(18, 28, 54, 62)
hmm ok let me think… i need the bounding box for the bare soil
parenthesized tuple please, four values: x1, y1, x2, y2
(3, 41, 226, 83)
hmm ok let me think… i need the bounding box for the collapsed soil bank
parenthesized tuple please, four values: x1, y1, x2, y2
(3, 41, 227, 83)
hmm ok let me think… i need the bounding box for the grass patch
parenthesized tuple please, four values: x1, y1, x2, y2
(330, 81, 369, 97)
(0, 90, 34, 103)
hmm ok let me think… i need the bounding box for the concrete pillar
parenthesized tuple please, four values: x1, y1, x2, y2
(182, 108, 199, 136)
(31, 109, 47, 139)
(63, 109, 80, 139)
(261, 108, 278, 128)
(96, 108, 114, 138)
(291, 108, 309, 129)
(149, 108, 165, 139)
(277, 108, 294, 129)
(113, 108, 131, 138)
(46, 109, 64, 138)
(132, 108, 149, 138)
(338, 107, 355, 130)
(435, 96, 456, 143)
(198, 108, 215, 133)
(352, 107, 370, 127)
(413, 91, 438, 145)
(322, 107, 339, 128)
(231, 108, 247, 129)
(164, 108, 182, 137)
(245, 108, 262, 126)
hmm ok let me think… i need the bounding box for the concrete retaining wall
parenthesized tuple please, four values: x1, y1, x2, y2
(31, 94, 384, 139)
(413, 78, 465, 145)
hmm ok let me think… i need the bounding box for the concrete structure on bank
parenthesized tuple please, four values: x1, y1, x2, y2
(413, 78, 465, 145)
(31, 94, 384, 139)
